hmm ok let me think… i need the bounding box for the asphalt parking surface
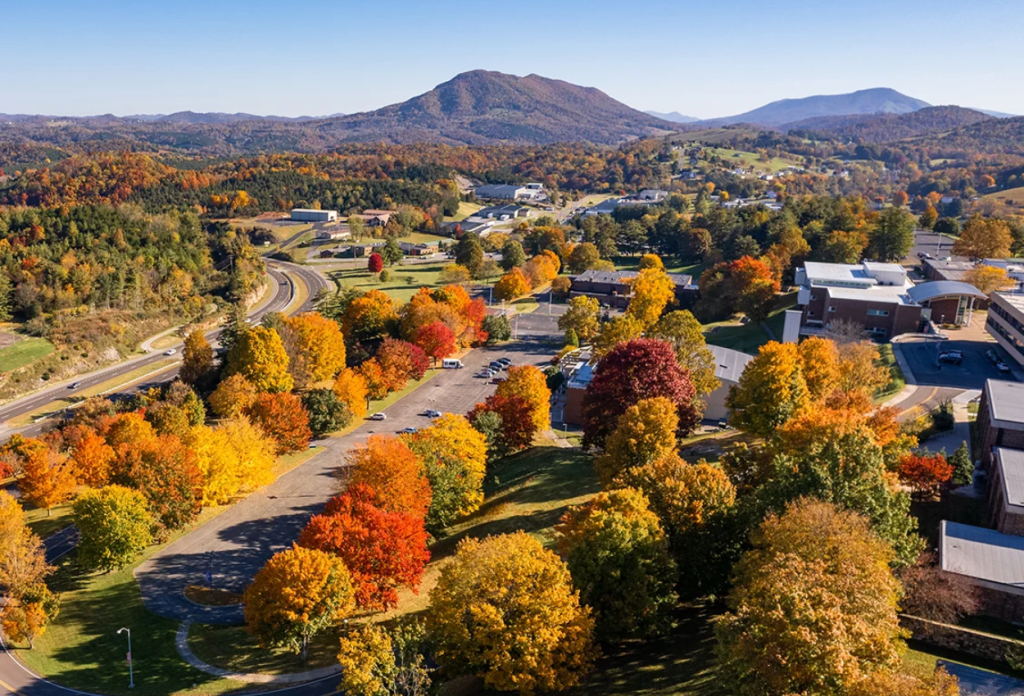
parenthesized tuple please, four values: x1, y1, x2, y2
(899, 337, 1010, 389)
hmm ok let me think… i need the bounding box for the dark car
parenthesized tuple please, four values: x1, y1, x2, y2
(938, 351, 963, 365)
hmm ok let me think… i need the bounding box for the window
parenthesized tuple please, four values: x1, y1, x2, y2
(828, 306, 837, 313)
(807, 311, 815, 317)
(867, 309, 889, 317)
(809, 294, 817, 301)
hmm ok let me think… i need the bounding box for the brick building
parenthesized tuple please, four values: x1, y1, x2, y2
(989, 447, 1024, 535)
(569, 270, 696, 310)
(976, 379, 1024, 468)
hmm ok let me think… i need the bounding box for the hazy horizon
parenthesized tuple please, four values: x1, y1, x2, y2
(5, 0, 1023, 118)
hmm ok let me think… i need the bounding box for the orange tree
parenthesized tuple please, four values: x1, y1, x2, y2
(376, 338, 430, 392)
(427, 531, 595, 694)
(346, 435, 431, 519)
(243, 545, 355, 658)
(357, 359, 390, 401)
(494, 268, 532, 301)
(69, 428, 115, 488)
(244, 392, 312, 455)
(406, 414, 488, 532)
(496, 365, 551, 435)
(19, 448, 76, 516)
(468, 393, 539, 457)
(342, 289, 399, 342)
(298, 483, 429, 611)
(113, 434, 204, 532)
(898, 453, 953, 496)
(0, 491, 51, 599)
(582, 338, 700, 449)
(208, 373, 259, 418)
(415, 321, 457, 365)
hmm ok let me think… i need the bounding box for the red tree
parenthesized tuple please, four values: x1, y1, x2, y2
(244, 392, 313, 454)
(367, 253, 384, 274)
(298, 483, 430, 610)
(376, 338, 430, 388)
(114, 434, 204, 532)
(581, 338, 700, 449)
(468, 394, 537, 454)
(899, 453, 953, 495)
(415, 321, 457, 365)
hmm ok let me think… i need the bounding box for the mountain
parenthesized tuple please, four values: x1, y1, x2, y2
(708, 88, 931, 127)
(646, 110, 699, 123)
(782, 106, 993, 142)
(978, 108, 1018, 119)
(316, 70, 679, 145)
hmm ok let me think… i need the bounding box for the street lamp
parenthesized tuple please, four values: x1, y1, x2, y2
(117, 627, 134, 689)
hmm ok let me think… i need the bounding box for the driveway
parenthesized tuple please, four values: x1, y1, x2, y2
(134, 333, 561, 624)
(898, 338, 1008, 389)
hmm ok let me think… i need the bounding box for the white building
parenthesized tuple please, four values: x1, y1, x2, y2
(475, 183, 544, 201)
(291, 208, 338, 223)
(705, 345, 754, 422)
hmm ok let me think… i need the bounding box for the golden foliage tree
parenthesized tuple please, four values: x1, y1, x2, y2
(495, 365, 551, 435)
(648, 310, 720, 397)
(187, 417, 276, 505)
(427, 532, 595, 694)
(347, 435, 431, 519)
(243, 545, 355, 658)
(952, 214, 1012, 260)
(557, 296, 601, 343)
(626, 265, 676, 328)
(282, 312, 347, 388)
(407, 413, 488, 531)
(716, 499, 904, 696)
(617, 457, 736, 537)
(19, 448, 76, 516)
(333, 368, 369, 419)
(963, 264, 1015, 295)
(208, 373, 259, 419)
(797, 336, 841, 401)
(73, 485, 154, 572)
(337, 622, 432, 696)
(0, 491, 52, 599)
(591, 315, 644, 360)
(726, 341, 808, 438)
(226, 326, 293, 393)
(180, 329, 216, 387)
(594, 397, 678, 487)
(342, 289, 399, 341)
(494, 268, 532, 301)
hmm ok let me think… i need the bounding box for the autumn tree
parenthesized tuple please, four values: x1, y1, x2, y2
(208, 373, 259, 418)
(226, 326, 293, 393)
(556, 488, 678, 641)
(899, 552, 979, 626)
(114, 434, 204, 531)
(848, 670, 960, 696)
(244, 545, 355, 658)
(952, 215, 1013, 260)
(468, 394, 538, 456)
(337, 621, 433, 696)
(333, 368, 369, 419)
(347, 435, 431, 519)
(500, 240, 526, 270)
(566, 242, 601, 274)
(522, 253, 559, 288)
(899, 453, 953, 495)
(696, 256, 779, 323)
(301, 389, 352, 438)
(73, 485, 154, 572)
(180, 329, 216, 389)
(837, 340, 891, 396)
(494, 268, 532, 301)
(797, 336, 841, 401)
(626, 265, 676, 328)
(439, 263, 472, 286)
(244, 392, 312, 454)
(716, 500, 904, 696)
(376, 337, 430, 391)
(594, 397, 678, 486)
(0, 491, 51, 600)
(19, 448, 76, 516)
(281, 312, 347, 388)
(187, 417, 276, 505)
(407, 414, 488, 532)
(964, 264, 1015, 295)
(582, 338, 700, 449)
(415, 321, 457, 365)
(2, 600, 50, 649)
(727, 341, 808, 438)
(591, 314, 645, 359)
(649, 310, 720, 397)
(496, 365, 551, 435)
(298, 483, 429, 610)
(358, 358, 391, 401)
(427, 532, 595, 694)
(69, 429, 115, 488)
(867, 207, 916, 262)
(368, 252, 384, 274)
(342, 289, 399, 341)
(557, 296, 601, 343)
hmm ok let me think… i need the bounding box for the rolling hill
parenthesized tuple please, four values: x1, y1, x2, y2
(782, 106, 994, 142)
(706, 88, 931, 127)
(646, 110, 699, 123)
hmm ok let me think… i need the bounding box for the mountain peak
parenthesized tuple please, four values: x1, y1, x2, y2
(713, 88, 931, 126)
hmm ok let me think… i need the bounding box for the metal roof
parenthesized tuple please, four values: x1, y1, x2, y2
(708, 345, 753, 384)
(572, 269, 693, 286)
(906, 280, 987, 303)
(996, 448, 1024, 508)
(941, 521, 1024, 591)
(985, 379, 1024, 431)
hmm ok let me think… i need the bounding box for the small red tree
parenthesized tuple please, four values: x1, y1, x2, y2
(244, 392, 312, 455)
(469, 394, 538, 454)
(376, 338, 430, 391)
(298, 483, 430, 610)
(899, 453, 953, 495)
(415, 321, 457, 365)
(367, 253, 384, 274)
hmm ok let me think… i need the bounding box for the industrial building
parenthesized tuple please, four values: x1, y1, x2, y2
(290, 208, 338, 222)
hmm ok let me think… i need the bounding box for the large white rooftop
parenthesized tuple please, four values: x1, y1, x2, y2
(996, 447, 1024, 509)
(941, 521, 1024, 593)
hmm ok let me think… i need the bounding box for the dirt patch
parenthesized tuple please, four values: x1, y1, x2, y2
(0, 332, 19, 349)
(184, 584, 243, 607)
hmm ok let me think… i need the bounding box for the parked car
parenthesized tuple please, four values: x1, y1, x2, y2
(69, 382, 81, 390)
(164, 348, 177, 356)
(997, 361, 1011, 372)
(938, 351, 963, 365)
(369, 412, 387, 421)
(399, 427, 418, 434)
(491, 377, 506, 384)
(497, 357, 512, 365)
(425, 409, 442, 418)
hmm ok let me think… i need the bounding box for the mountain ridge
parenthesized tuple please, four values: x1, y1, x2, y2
(702, 87, 931, 127)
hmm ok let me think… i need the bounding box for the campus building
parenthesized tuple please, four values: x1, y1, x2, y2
(568, 269, 696, 310)
(987, 292, 1024, 367)
(290, 208, 337, 222)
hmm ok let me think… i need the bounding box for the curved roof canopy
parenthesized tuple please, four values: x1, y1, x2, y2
(907, 280, 987, 304)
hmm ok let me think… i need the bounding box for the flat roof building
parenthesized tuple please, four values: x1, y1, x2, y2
(977, 379, 1024, 468)
(569, 269, 695, 309)
(475, 184, 543, 201)
(988, 293, 1024, 367)
(291, 208, 338, 222)
(940, 520, 1024, 622)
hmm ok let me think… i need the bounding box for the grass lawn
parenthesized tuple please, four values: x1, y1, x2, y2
(25, 502, 73, 539)
(706, 147, 798, 174)
(448, 202, 484, 222)
(876, 344, 907, 402)
(328, 262, 449, 303)
(187, 623, 341, 675)
(0, 336, 56, 372)
(982, 186, 1024, 206)
(611, 256, 708, 279)
(704, 292, 796, 354)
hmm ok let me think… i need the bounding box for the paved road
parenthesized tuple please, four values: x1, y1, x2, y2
(42, 526, 79, 564)
(134, 327, 562, 625)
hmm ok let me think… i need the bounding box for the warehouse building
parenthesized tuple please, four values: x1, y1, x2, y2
(290, 208, 338, 222)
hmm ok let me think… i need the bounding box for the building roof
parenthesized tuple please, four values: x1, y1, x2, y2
(825, 285, 916, 305)
(475, 184, 526, 197)
(567, 363, 594, 390)
(291, 208, 337, 215)
(478, 204, 528, 217)
(907, 280, 987, 303)
(985, 379, 1024, 431)
(572, 269, 693, 287)
(993, 292, 1024, 315)
(707, 345, 753, 384)
(941, 521, 1024, 591)
(802, 262, 879, 287)
(996, 448, 1024, 509)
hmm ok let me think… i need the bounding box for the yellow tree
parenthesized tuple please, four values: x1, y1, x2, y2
(407, 414, 488, 531)
(73, 485, 154, 572)
(226, 326, 293, 393)
(494, 268, 532, 301)
(617, 457, 736, 537)
(726, 341, 808, 438)
(187, 417, 277, 505)
(282, 312, 347, 388)
(649, 310, 720, 397)
(557, 296, 601, 343)
(595, 397, 679, 486)
(952, 215, 1012, 260)
(180, 329, 215, 387)
(964, 264, 1016, 295)
(626, 267, 675, 328)
(0, 491, 51, 599)
(522, 254, 559, 288)
(208, 373, 259, 418)
(342, 289, 400, 341)
(496, 365, 551, 435)
(427, 532, 595, 694)
(638, 253, 665, 270)
(797, 336, 841, 402)
(333, 368, 369, 419)
(337, 622, 432, 696)
(716, 499, 904, 696)
(19, 448, 76, 516)
(837, 341, 891, 397)
(243, 545, 356, 658)
(592, 314, 644, 360)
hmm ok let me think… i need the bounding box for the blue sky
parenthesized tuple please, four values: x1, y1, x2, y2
(6, 0, 1023, 118)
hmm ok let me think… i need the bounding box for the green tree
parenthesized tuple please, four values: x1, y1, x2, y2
(558, 296, 601, 343)
(949, 441, 974, 486)
(482, 314, 512, 343)
(500, 240, 526, 271)
(867, 207, 915, 262)
(566, 242, 602, 274)
(381, 238, 404, 267)
(0, 271, 12, 322)
(556, 488, 678, 641)
(73, 485, 154, 572)
(649, 310, 720, 397)
(301, 388, 352, 438)
(456, 234, 484, 277)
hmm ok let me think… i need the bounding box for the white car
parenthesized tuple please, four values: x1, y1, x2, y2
(369, 412, 387, 421)
(399, 427, 418, 434)
(164, 349, 177, 356)
(425, 409, 442, 418)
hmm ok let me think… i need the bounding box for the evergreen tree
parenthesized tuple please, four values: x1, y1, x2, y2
(949, 441, 974, 486)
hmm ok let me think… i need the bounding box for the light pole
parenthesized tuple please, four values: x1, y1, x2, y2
(118, 627, 134, 688)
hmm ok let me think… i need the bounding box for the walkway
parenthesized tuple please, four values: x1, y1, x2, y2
(939, 661, 1024, 696)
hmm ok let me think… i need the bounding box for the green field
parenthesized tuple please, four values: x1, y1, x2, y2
(612, 256, 707, 279)
(704, 292, 797, 354)
(0, 335, 56, 372)
(706, 147, 798, 174)
(983, 186, 1024, 206)
(448, 201, 484, 222)
(328, 262, 451, 303)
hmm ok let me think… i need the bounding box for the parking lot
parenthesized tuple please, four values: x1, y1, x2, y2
(899, 336, 1011, 389)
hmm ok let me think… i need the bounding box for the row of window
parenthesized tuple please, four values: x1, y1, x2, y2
(808, 307, 889, 318)
(987, 315, 1024, 360)
(991, 301, 1024, 335)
